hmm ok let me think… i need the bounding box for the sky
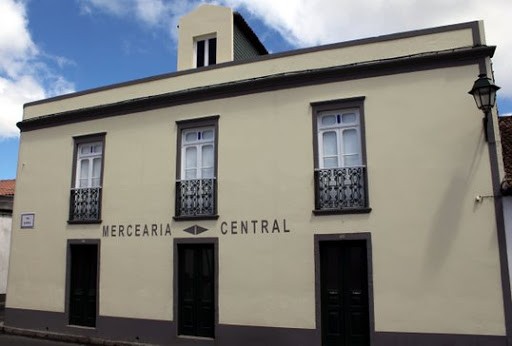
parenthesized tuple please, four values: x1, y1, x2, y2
(1, 0, 512, 179)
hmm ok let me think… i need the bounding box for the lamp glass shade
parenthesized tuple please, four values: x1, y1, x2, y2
(469, 74, 500, 112)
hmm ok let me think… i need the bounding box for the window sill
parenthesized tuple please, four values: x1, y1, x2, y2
(173, 215, 219, 221)
(313, 208, 372, 216)
(67, 220, 102, 225)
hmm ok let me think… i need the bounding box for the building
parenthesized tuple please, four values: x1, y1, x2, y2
(0, 179, 15, 309)
(5, 4, 510, 346)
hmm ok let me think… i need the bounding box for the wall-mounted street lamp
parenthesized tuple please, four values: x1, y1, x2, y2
(468, 74, 501, 142)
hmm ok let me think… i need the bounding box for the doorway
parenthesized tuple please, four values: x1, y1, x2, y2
(178, 243, 215, 338)
(68, 243, 98, 327)
(320, 239, 370, 346)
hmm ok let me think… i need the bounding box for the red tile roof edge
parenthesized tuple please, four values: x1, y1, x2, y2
(0, 179, 15, 196)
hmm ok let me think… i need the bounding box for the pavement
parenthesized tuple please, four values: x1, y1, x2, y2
(0, 333, 88, 346)
(0, 299, 154, 346)
(0, 323, 153, 346)
(0, 323, 154, 346)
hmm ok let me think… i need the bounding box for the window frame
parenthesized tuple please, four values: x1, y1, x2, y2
(68, 133, 106, 224)
(194, 35, 217, 68)
(311, 97, 371, 215)
(317, 109, 363, 169)
(175, 116, 219, 221)
(181, 126, 216, 180)
(75, 141, 103, 188)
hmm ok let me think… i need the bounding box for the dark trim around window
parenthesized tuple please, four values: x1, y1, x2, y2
(71, 132, 107, 189)
(174, 116, 219, 220)
(311, 97, 370, 215)
(68, 132, 106, 224)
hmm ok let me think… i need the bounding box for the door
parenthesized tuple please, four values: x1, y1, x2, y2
(68, 244, 98, 327)
(178, 244, 215, 338)
(320, 240, 370, 346)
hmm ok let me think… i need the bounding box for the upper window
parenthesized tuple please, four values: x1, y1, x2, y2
(317, 110, 362, 169)
(195, 36, 217, 68)
(175, 116, 219, 220)
(69, 133, 105, 223)
(312, 98, 370, 214)
(76, 142, 103, 188)
(181, 127, 215, 180)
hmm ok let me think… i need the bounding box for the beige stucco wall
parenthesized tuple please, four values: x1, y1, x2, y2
(23, 22, 477, 120)
(7, 62, 505, 335)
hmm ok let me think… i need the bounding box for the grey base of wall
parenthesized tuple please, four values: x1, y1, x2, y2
(4, 307, 506, 346)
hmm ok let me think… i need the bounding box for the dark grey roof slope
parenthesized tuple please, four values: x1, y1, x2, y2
(233, 12, 268, 56)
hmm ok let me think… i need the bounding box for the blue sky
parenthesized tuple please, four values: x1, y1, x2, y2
(1, 0, 512, 179)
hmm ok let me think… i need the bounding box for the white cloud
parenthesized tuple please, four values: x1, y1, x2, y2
(0, 0, 37, 78)
(0, 0, 75, 139)
(79, 0, 200, 40)
(0, 75, 45, 137)
(81, 0, 128, 16)
(134, 0, 167, 26)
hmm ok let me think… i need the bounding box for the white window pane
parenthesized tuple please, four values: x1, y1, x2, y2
(342, 113, 357, 123)
(201, 145, 214, 178)
(344, 154, 361, 167)
(80, 144, 90, 155)
(92, 158, 102, 187)
(185, 169, 197, 180)
(343, 129, 360, 154)
(321, 115, 336, 126)
(80, 160, 89, 180)
(92, 144, 102, 153)
(202, 130, 214, 140)
(92, 158, 101, 176)
(202, 168, 214, 178)
(185, 132, 197, 142)
(323, 157, 338, 168)
(185, 147, 197, 169)
(322, 131, 338, 156)
(202, 145, 214, 167)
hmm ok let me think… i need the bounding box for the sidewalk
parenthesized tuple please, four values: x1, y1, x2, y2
(0, 320, 152, 346)
(0, 298, 153, 346)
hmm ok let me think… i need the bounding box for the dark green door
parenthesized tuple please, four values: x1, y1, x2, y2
(69, 244, 98, 327)
(320, 240, 370, 346)
(178, 244, 215, 338)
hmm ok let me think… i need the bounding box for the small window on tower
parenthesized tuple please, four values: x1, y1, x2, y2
(195, 36, 217, 67)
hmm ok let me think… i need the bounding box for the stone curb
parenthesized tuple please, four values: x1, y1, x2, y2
(0, 323, 153, 346)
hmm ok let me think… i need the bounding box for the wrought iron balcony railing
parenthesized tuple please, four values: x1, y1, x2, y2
(69, 187, 102, 222)
(314, 166, 367, 211)
(175, 178, 216, 218)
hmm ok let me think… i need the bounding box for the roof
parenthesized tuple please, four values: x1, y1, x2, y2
(23, 20, 481, 110)
(233, 12, 268, 55)
(500, 116, 512, 179)
(17, 45, 494, 133)
(0, 179, 15, 196)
